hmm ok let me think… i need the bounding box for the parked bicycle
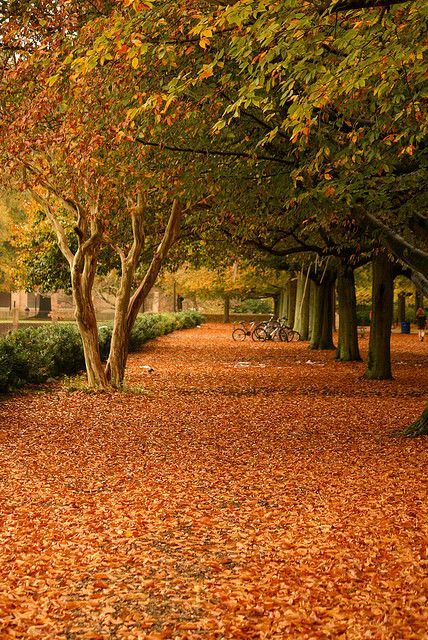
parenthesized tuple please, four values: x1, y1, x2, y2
(253, 315, 301, 342)
(232, 320, 261, 341)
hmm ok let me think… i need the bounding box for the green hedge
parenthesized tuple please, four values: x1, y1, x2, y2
(0, 311, 203, 393)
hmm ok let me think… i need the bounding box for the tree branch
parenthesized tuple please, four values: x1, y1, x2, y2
(135, 137, 294, 166)
(362, 210, 428, 277)
(28, 190, 74, 266)
(326, 0, 415, 11)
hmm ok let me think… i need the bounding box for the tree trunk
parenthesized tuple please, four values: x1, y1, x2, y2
(310, 275, 336, 350)
(397, 293, 406, 323)
(295, 270, 310, 339)
(336, 262, 361, 361)
(106, 262, 137, 388)
(107, 199, 183, 387)
(223, 295, 230, 323)
(300, 283, 310, 341)
(72, 255, 108, 390)
(415, 289, 424, 314)
(402, 404, 428, 437)
(294, 273, 304, 330)
(364, 252, 394, 380)
(287, 278, 297, 328)
(125, 200, 183, 337)
(308, 280, 316, 342)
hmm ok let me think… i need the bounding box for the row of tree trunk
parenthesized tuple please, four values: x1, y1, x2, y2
(274, 253, 408, 380)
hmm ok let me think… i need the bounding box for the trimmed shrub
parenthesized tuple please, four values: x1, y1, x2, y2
(0, 311, 203, 394)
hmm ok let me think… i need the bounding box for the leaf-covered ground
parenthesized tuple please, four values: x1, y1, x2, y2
(0, 324, 427, 639)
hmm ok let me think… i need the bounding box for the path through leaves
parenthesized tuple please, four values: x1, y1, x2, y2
(0, 324, 427, 639)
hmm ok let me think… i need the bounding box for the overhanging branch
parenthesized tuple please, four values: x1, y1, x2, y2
(327, 0, 415, 11)
(135, 137, 294, 166)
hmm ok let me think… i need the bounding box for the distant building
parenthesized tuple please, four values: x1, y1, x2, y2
(0, 287, 176, 320)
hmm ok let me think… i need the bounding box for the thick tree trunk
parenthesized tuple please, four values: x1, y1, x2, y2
(414, 289, 424, 314)
(364, 252, 394, 380)
(308, 280, 316, 342)
(397, 293, 406, 323)
(294, 273, 304, 330)
(287, 278, 297, 328)
(294, 270, 310, 339)
(300, 283, 310, 341)
(402, 404, 428, 437)
(336, 262, 361, 362)
(310, 275, 336, 350)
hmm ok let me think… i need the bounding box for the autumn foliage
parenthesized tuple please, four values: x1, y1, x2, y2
(0, 324, 427, 639)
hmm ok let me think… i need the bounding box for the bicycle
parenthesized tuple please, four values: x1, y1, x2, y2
(253, 316, 301, 342)
(232, 320, 257, 341)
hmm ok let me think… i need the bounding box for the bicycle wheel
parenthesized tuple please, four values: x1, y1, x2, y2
(271, 328, 283, 341)
(232, 328, 247, 341)
(252, 326, 268, 341)
(287, 330, 301, 341)
(251, 323, 267, 341)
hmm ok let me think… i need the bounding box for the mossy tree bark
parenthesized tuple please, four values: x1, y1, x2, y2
(336, 261, 361, 362)
(402, 404, 428, 437)
(364, 252, 394, 380)
(310, 273, 336, 350)
(287, 278, 297, 327)
(294, 270, 310, 339)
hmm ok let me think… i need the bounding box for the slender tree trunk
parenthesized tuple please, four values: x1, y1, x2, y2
(30, 190, 108, 389)
(336, 262, 361, 361)
(72, 253, 108, 390)
(310, 275, 336, 350)
(105, 198, 146, 387)
(223, 295, 230, 323)
(364, 252, 394, 380)
(107, 262, 137, 387)
(104, 200, 183, 387)
(125, 200, 183, 336)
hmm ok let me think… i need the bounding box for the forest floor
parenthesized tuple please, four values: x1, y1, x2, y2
(0, 324, 427, 640)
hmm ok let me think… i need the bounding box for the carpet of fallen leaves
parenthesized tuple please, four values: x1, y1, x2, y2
(0, 324, 427, 640)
